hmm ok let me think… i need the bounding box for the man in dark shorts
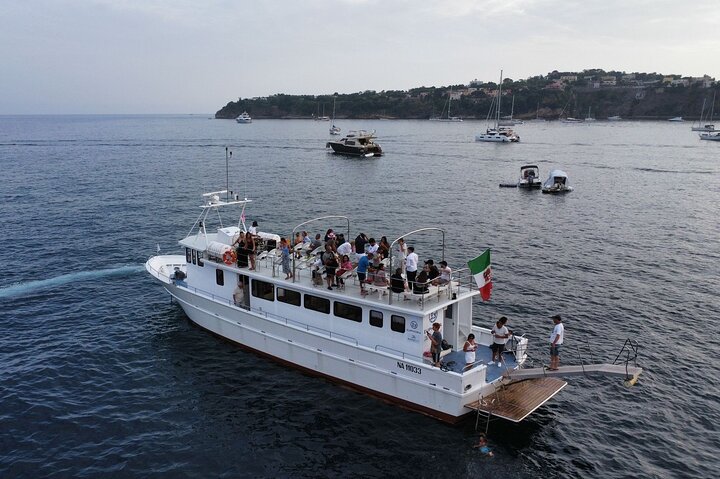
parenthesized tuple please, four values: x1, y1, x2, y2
(489, 316, 510, 366)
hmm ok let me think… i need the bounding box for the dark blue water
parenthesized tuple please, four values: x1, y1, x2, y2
(1, 115, 718, 478)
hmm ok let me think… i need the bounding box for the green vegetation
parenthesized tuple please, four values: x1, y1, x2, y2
(216, 69, 718, 120)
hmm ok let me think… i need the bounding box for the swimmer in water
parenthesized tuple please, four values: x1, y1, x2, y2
(473, 434, 494, 457)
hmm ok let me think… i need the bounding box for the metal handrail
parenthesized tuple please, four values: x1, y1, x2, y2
(388, 228, 446, 305)
(291, 216, 351, 283)
(612, 339, 640, 378)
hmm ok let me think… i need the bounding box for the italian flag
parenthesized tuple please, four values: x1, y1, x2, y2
(468, 249, 492, 301)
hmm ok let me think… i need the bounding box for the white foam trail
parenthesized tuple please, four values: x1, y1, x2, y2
(0, 265, 145, 299)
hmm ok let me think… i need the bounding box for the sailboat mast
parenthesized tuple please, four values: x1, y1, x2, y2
(497, 70, 503, 127)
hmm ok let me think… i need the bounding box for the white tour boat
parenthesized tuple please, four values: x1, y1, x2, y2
(235, 112, 252, 124)
(542, 169, 574, 194)
(145, 191, 583, 424)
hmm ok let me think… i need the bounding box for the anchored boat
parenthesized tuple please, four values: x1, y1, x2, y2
(542, 169, 574, 194)
(326, 130, 383, 157)
(145, 190, 543, 423)
(235, 112, 252, 124)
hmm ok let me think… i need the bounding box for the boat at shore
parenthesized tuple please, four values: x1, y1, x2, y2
(326, 130, 383, 157)
(668, 116, 684, 122)
(430, 87, 463, 122)
(607, 115, 622, 121)
(235, 112, 252, 123)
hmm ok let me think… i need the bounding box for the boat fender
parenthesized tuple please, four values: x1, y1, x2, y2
(223, 249, 237, 265)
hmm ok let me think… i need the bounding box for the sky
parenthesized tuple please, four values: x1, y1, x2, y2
(1, 0, 718, 114)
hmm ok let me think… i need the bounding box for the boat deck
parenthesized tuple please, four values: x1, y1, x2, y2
(209, 246, 477, 313)
(464, 377, 567, 422)
(438, 347, 519, 381)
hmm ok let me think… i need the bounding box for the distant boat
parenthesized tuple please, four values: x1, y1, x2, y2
(561, 117, 583, 123)
(542, 169, 574, 194)
(607, 115, 622, 121)
(476, 70, 520, 143)
(691, 93, 715, 132)
(584, 106, 596, 122)
(699, 131, 720, 141)
(326, 130, 383, 157)
(235, 112, 252, 123)
(668, 117, 684, 122)
(498, 96, 523, 126)
(430, 87, 463, 122)
(329, 96, 341, 135)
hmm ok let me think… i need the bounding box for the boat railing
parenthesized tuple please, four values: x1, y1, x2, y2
(612, 338, 641, 378)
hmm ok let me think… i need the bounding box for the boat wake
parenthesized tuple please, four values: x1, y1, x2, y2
(0, 265, 144, 299)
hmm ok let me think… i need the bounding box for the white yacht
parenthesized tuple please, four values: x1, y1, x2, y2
(235, 112, 252, 124)
(144, 190, 568, 424)
(699, 131, 720, 141)
(476, 70, 520, 143)
(668, 117, 684, 122)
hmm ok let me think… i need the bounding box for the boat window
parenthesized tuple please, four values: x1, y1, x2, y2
(346, 140, 355, 145)
(391, 315, 405, 333)
(277, 287, 301, 306)
(191, 249, 197, 265)
(216, 268, 224, 286)
(369, 310, 383, 328)
(304, 294, 330, 314)
(334, 302, 362, 323)
(445, 304, 453, 320)
(251, 279, 275, 301)
(197, 251, 204, 267)
(186, 248, 192, 264)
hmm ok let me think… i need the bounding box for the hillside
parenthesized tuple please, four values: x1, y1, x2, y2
(215, 70, 718, 121)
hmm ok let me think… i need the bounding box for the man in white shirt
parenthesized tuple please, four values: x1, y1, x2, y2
(548, 314, 564, 370)
(489, 316, 510, 366)
(405, 246, 418, 288)
(248, 221, 258, 235)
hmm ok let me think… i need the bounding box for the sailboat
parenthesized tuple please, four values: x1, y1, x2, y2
(585, 106, 596, 122)
(475, 70, 519, 142)
(691, 93, 716, 132)
(314, 103, 330, 121)
(429, 87, 463, 122)
(329, 97, 341, 135)
(499, 95, 523, 126)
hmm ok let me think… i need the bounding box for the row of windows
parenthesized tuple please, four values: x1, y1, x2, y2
(253, 278, 407, 333)
(186, 248, 205, 267)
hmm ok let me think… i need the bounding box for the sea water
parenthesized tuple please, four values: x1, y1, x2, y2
(1, 115, 718, 478)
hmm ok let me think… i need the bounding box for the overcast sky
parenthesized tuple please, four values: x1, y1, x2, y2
(1, 0, 718, 114)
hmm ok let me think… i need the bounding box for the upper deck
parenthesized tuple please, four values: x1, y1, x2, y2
(180, 230, 479, 315)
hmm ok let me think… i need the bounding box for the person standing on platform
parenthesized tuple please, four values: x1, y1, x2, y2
(405, 246, 418, 290)
(489, 316, 510, 366)
(548, 314, 564, 370)
(427, 322, 443, 367)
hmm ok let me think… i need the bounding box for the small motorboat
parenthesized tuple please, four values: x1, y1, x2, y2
(326, 130, 383, 157)
(668, 116, 684, 122)
(542, 169, 574, 194)
(518, 165, 541, 188)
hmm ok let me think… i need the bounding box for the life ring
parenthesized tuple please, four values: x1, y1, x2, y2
(223, 249, 237, 265)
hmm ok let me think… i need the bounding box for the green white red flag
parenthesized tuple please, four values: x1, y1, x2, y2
(468, 249, 492, 301)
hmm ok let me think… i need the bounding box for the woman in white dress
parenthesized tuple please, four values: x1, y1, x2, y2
(463, 333, 478, 369)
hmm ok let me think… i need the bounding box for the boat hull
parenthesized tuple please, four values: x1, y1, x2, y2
(157, 276, 489, 423)
(326, 142, 383, 157)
